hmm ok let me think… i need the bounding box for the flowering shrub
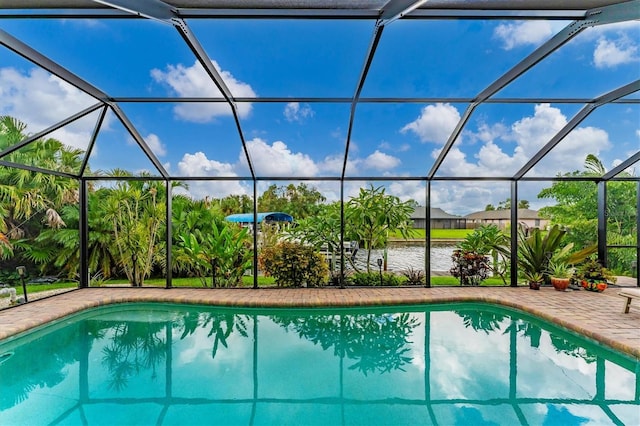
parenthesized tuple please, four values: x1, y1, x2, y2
(258, 241, 329, 287)
(450, 250, 490, 286)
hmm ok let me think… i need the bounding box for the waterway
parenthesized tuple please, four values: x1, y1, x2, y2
(353, 242, 456, 273)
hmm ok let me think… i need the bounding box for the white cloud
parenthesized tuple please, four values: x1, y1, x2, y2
(151, 59, 255, 122)
(435, 146, 488, 177)
(320, 149, 403, 175)
(428, 103, 612, 214)
(593, 36, 639, 68)
(0, 67, 100, 150)
(176, 151, 247, 199)
(318, 154, 353, 175)
(143, 133, 166, 157)
(470, 122, 509, 144)
(233, 137, 401, 177)
(493, 21, 556, 50)
(511, 104, 610, 174)
(283, 102, 314, 122)
(389, 180, 426, 204)
(363, 150, 401, 170)
(510, 103, 567, 155)
(401, 103, 461, 144)
(126, 133, 167, 157)
(242, 138, 320, 177)
(439, 104, 611, 178)
(178, 151, 237, 177)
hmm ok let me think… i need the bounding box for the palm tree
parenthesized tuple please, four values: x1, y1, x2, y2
(0, 116, 82, 271)
(100, 171, 166, 286)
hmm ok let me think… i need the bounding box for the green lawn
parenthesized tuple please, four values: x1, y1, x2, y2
(429, 276, 511, 286)
(11, 274, 515, 295)
(13, 281, 77, 295)
(98, 275, 276, 288)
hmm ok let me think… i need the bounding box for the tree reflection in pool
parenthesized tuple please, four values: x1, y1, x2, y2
(0, 303, 637, 425)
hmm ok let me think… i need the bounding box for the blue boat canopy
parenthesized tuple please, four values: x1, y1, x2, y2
(225, 212, 294, 224)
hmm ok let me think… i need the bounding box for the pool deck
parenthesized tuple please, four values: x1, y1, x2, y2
(0, 286, 638, 358)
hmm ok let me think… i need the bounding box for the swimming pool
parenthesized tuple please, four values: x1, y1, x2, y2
(0, 302, 638, 425)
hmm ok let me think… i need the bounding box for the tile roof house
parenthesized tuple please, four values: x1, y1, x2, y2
(410, 207, 466, 229)
(464, 209, 548, 230)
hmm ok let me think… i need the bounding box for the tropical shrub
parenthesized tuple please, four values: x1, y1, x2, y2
(347, 271, 402, 287)
(174, 221, 252, 288)
(495, 224, 568, 281)
(290, 185, 415, 274)
(538, 154, 637, 273)
(575, 257, 616, 284)
(207, 222, 253, 287)
(401, 267, 425, 285)
(258, 241, 328, 287)
(0, 116, 82, 275)
(457, 225, 509, 284)
(346, 185, 415, 272)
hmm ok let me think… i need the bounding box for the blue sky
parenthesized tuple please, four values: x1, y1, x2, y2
(0, 16, 638, 214)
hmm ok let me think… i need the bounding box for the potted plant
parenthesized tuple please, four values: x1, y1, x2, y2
(575, 257, 616, 292)
(523, 271, 544, 290)
(548, 261, 571, 291)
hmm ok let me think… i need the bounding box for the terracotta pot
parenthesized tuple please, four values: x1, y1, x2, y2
(550, 277, 570, 291)
(583, 280, 603, 292)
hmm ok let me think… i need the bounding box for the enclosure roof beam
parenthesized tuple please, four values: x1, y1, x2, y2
(109, 104, 169, 179)
(602, 151, 640, 181)
(79, 106, 109, 177)
(476, 1, 640, 103)
(341, 25, 384, 179)
(0, 8, 600, 20)
(91, 0, 256, 179)
(0, 103, 104, 160)
(173, 18, 256, 179)
(0, 29, 110, 102)
(0, 160, 78, 179)
(342, 0, 429, 179)
(427, 0, 640, 179)
(92, 0, 177, 22)
(379, 0, 429, 25)
(513, 79, 640, 180)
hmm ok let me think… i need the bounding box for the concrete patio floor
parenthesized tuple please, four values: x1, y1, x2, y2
(0, 286, 638, 358)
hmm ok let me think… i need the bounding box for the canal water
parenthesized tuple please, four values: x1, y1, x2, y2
(353, 242, 456, 273)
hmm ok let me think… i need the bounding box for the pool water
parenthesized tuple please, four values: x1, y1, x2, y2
(0, 303, 638, 425)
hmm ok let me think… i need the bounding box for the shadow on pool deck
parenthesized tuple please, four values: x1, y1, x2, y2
(0, 286, 638, 359)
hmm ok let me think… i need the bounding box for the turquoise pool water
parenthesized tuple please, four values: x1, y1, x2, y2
(0, 303, 638, 425)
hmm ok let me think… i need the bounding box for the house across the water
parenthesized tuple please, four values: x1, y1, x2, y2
(410, 207, 466, 229)
(464, 209, 547, 230)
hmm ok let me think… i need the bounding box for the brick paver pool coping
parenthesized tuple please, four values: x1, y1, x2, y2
(0, 286, 638, 358)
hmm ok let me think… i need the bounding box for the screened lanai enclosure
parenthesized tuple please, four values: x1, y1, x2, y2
(0, 0, 638, 290)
